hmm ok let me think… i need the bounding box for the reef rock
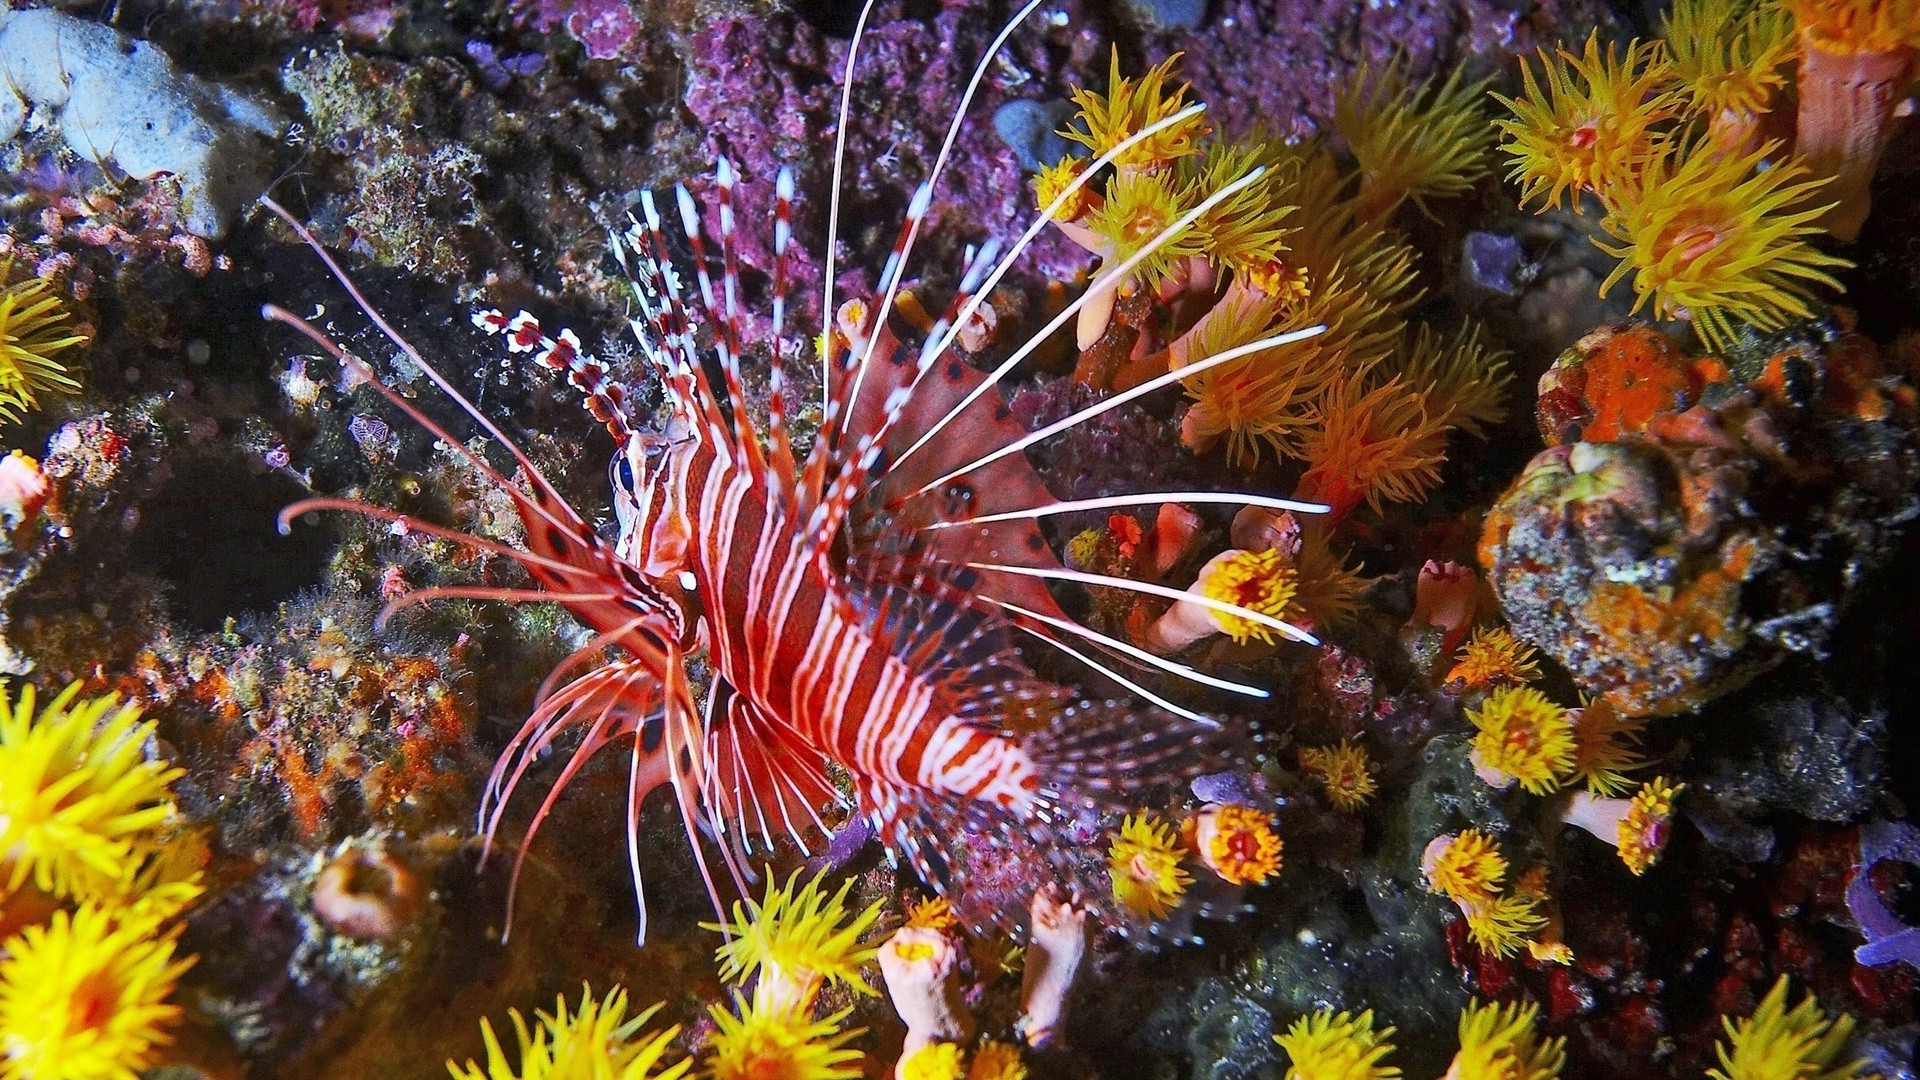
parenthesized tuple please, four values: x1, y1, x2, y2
(1483, 325, 1920, 717)
(0, 3, 282, 238)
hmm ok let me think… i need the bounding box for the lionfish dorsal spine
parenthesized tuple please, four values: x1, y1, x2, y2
(765, 164, 799, 484)
(883, 101, 1209, 476)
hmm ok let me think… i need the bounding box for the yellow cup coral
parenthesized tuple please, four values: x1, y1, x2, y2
(1494, 34, 1678, 211)
(1108, 814, 1192, 920)
(1595, 137, 1850, 352)
(0, 902, 195, 1080)
(1183, 804, 1283, 886)
(1275, 1007, 1402, 1080)
(706, 870, 883, 1017)
(0, 683, 184, 902)
(0, 259, 85, 424)
(1297, 740, 1379, 812)
(1706, 975, 1878, 1080)
(705, 998, 862, 1080)
(1446, 999, 1566, 1080)
(1446, 626, 1543, 691)
(1467, 686, 1578, 794)
(447, 985, 689, 1080)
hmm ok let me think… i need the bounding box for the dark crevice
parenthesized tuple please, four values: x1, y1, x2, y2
(128, 459, 335, 631)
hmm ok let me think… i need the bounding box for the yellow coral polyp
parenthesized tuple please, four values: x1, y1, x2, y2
(1446, 626, 1542, 691)
(898, 1042, 966, 1080)
(1062, 50, 1207, 169)
(1274, 1007, 1402, 1080)
(1182, 141, 1297, 275)
(1333, 59, 1493, 225)
(447, 986, 689, 1080)
(1083, 169, 1207, 290)
(1289, 529, 1370, 632)
(705, 999, 862, 1080)
(1197, 548, 1300, 645)
(0, 682, 185, 902)
(1707, 975, 1877, 1080)
(1595, 138, 1850, 353)
(1108, 814, 1192, 919)
(706, 871, 883, 1016)
(0, 258, 85, 424)
(1176, 285, 1345, 465)
(1618, 777, 1684, 876)
(1494, 34, 1677, 210)
(1468, 686, 1578, 794)
(1464, 892, 1551, 959)
(1568, 697, 1648, 797)
(1423, 829, 1508, 908)
(1395, 322, 1512, 440)
(1790, 0, 1920, 55)
(1664, 0, 1797, 120)
(1447, 1000, 1566, 1080)
(903, 896, 959, 934)
(1184, 804, 1283, 886)
(0, 902, 195, 1080)
(1298, 740, 1378, 812)
(1034, 157, 1097, 223)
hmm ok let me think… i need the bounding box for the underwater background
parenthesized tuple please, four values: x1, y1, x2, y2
(0, 0, 1917, 1077)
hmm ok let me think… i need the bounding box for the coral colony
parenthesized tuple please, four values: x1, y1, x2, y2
(4, 0, 1920, 1078)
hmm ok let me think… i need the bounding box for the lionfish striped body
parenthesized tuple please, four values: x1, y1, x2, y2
(270, 1, 1325, 937)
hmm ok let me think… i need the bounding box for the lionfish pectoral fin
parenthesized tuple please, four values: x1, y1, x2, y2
(703, 688, 840, 860)
(1024, 698, 1244, 812)
(859, 774, 1089, 932)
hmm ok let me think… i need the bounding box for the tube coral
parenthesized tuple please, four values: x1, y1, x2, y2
(1294, 371, 1450, 520)
(1422, 831, 1548, 957)
(1333, 58, 1494, 226)
(1423, 829, 1509, 909)
(1494, 35, 1679, 210)
(705, 998, 862, 1080)
(0, 902, 194, 1080)
(1790, 0, 1920, 240)
(0, 259, 84, 424)
(1663, 0, 1797, 143)
(447, 986, 689, 1080)
(1060, 50, 1207, 170)
(1108, 814, 1192, 919)
(1274, 1007, 1402, 1080)
(1468, 686, 1578, 794)
(1706, 975, 1877, 1080)
(1393, 323, 1512, 439)
(707, 871, 883, 1016)
(1446, 626, 1543, 691)
(1297, 740, 1378, 812)
(1182, 804, 1283, 886)
(965, 1042, 1027, 1080)
(1561, 778, 1686, 875)
(0, 683, 184, 902)
(1594, 137, 1850, 352)
(1567, 697, 1648, 796)
(1445, 1000, 1566, 1080)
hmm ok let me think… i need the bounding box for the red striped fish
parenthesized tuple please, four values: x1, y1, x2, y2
(267, 0, 1326, 938)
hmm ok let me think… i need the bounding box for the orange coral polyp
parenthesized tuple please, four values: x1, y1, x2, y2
(1295, 372, 1449, 519)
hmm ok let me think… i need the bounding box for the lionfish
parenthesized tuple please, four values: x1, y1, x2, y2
(266, 0, 1325, 938)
